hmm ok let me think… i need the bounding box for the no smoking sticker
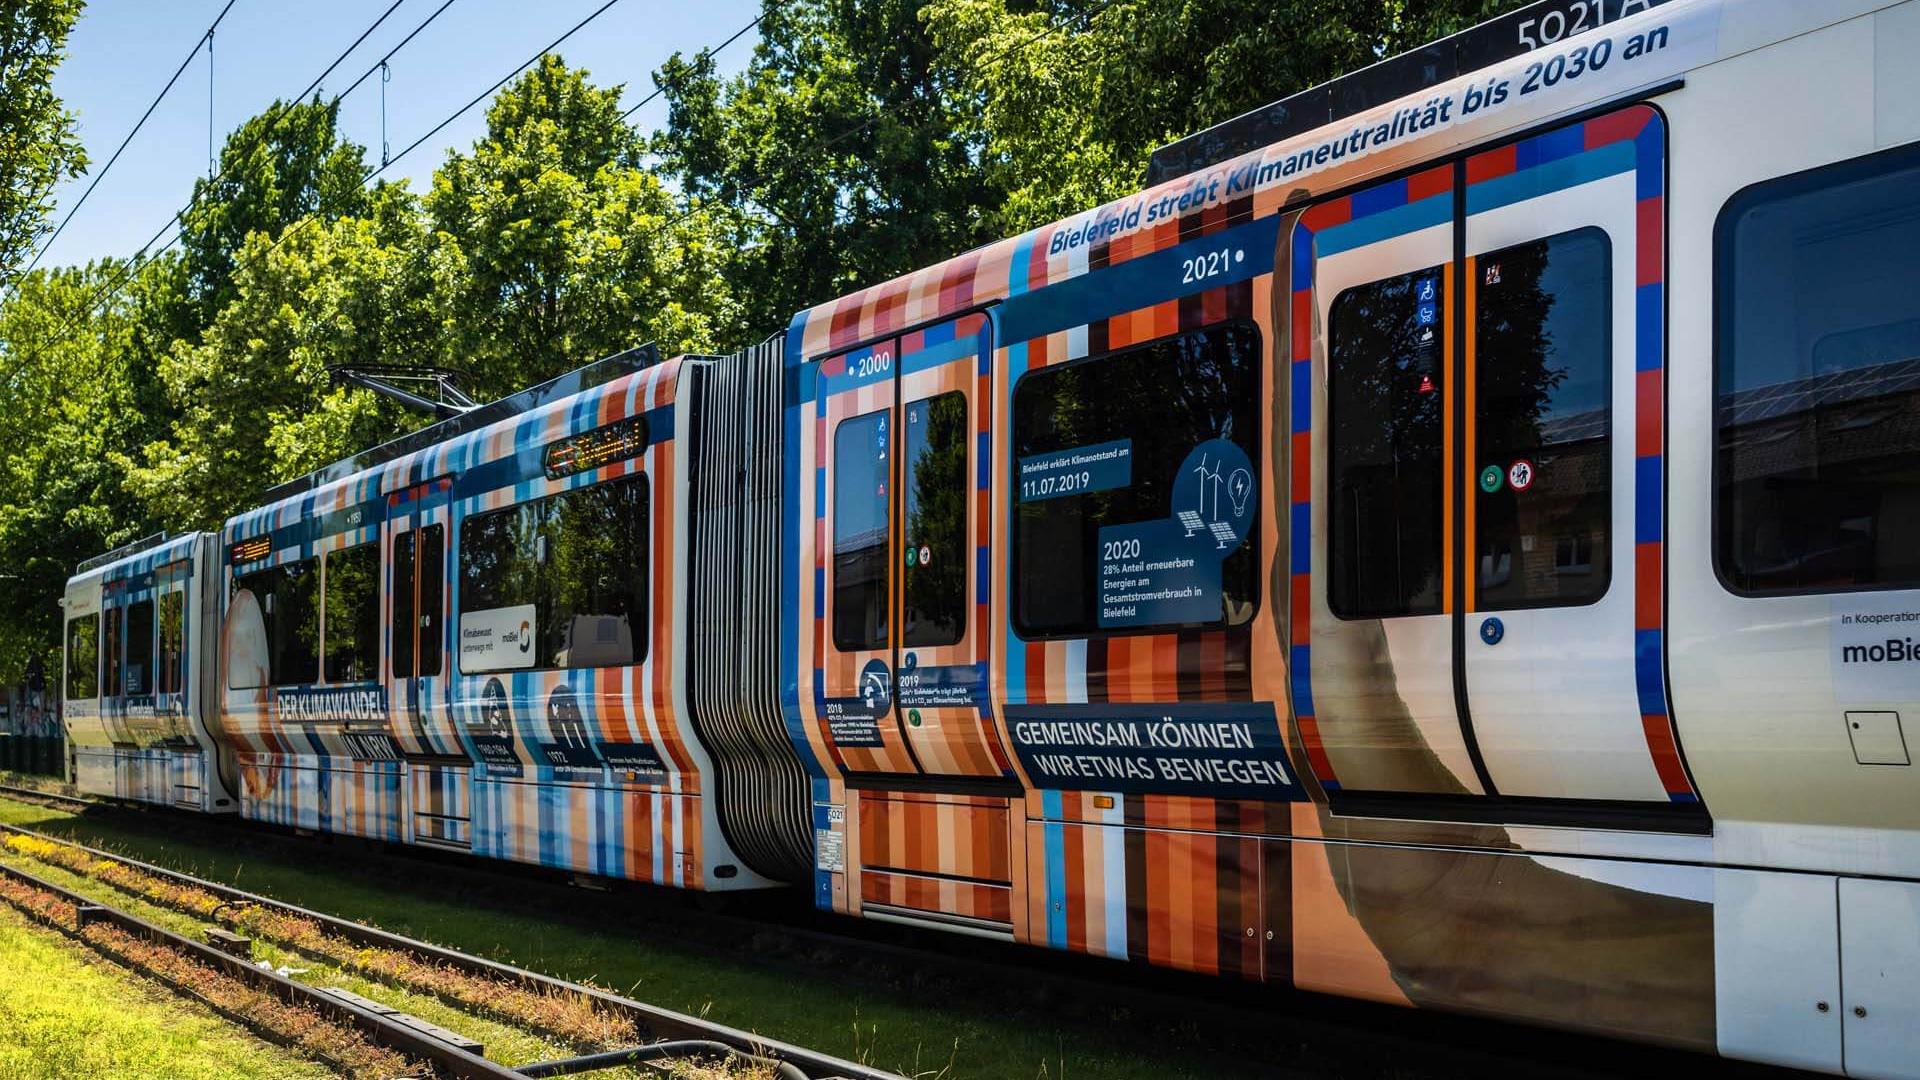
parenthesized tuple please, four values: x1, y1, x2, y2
(1507, 460, 1535, 492)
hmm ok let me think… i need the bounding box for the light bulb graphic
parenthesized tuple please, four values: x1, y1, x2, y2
(1227, 468, 1252, 517)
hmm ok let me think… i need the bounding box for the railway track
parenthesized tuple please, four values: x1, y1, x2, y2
(0, 782, 1814, 1080)
(0, 805, 895, 1080)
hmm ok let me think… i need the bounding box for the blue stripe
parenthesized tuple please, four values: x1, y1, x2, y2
(1635, 456, 1663, 544)
(1290, 221, 1315, 292)
(1530, 123, 1588, 168)
(1289, 644, 1315, 719)
(1313, 194, 1450, 257)
(1634, 629, 1666, 715)
(1043, 789, 1067, 948)
(975, 431, 990, 489)
(900, 333, 980, 375)
(1466, 140, 1635, 215)
(999, 214, 1281, 345)
(1349, 176, 1408, 218)
(1636, 121, 1664, 200)
(1635, 282, 1663, 371)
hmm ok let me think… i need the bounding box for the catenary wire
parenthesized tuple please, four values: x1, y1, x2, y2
(18, 0, 245, 281)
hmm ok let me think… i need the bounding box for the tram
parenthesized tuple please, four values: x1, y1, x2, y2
(58, 0, 1920, 1073)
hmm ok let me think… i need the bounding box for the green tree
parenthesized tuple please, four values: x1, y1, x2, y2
(0, 261, 142, 681)
(923, 0, 1527, 230)
(0, 0, 87, 283)
(428, 56, 742, 396)
(127, 183, 439, 526)
(650, 0, 1004, 334)
(178, 95, 370, 326)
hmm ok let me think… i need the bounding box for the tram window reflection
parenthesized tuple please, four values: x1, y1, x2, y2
(903, 392, 967, 648)
(1473, 227, 1612, 610)
(1716, 145, 1920, 595)
(323, 543, 380, 683)
(458, 474, 648, 671)
(1328, 267, 1447, 620)
(832, 411, 891, 651)
(1011, 323, 1261, 638)
(66, 614, 97, 699)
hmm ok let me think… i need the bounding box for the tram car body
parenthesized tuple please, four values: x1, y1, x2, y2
(58, 0, 1920, 1073)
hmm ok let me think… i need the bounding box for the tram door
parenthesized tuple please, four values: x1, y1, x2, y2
(1301, 106, 1696, 811)
(817, 314, 1010, 778)
(386, 477, 454, 757)
(1457, 106, 1692, 804)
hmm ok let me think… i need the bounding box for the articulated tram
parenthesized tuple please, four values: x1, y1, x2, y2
(58, 0, 1920, 1073)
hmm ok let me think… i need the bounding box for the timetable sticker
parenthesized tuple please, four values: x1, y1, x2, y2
(1019, 438, 1133, 502)
(1097, 438, 1255, 629)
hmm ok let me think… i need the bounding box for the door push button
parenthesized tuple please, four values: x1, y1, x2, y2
(1479, 617, 1504, 646)
(1846, 711, 1911, 766)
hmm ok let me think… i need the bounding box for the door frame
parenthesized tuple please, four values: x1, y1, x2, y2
(1291, 97, 1707, 831)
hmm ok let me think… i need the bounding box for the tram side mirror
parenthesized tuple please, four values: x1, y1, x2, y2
(536, 535, 549, 564)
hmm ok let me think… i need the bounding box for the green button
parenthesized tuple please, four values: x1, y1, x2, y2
(1479, 465, 1503, 493)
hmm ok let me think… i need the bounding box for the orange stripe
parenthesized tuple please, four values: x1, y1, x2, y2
(1459, 259, 1474, 614)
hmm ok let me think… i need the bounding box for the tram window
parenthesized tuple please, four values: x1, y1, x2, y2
(458, 475, 647, 671)
(158, 592, 184, 695)
(125, 598, 155, 695)
(391, 527, 445, 679)
(1328, 267, 1446, 619)
(832, 411, 890, 650)
(66, 615, 97, 699)
(392, 530, 416, 678)
(234, 560, 320, 687)
(323, 543, 379, 683)
(903, 392, 967, 647)
(1473, 227, 1611, 610)
(1716, 146, 1920, 595)
(542, 478, 647, 668)
(417, 525, 443, 677)
(102, 607, 123, 697)
(1011, 323, 1260, 638)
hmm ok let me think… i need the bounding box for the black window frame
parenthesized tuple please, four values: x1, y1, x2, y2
(901, 389, 970, 649)
(1712, 141, 1920, 598)
(125, 597, 156, 696)
(830, 409, 893, 653)
(1470, 224, 1615, 614)
(322, 541, 381, 684)
(1008, 319, 1265, 641)
(66, 613, 98, 700)
(158, 589, 186, 696)
(1325, 265, 1450, 621)
(230, 558, 321, 689)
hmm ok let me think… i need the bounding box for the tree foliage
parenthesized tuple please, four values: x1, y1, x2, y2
(0, 0, 87, 286)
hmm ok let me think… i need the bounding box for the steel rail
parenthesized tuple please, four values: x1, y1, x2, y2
(0, 781, 94, 812)
(0, 817, 896, 1080)
(0, 857, 526, 1080)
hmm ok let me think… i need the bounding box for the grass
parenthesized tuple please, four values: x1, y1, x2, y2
(0, 833, 593, 1070)
(0, 902, 334, 1080)
(0, 793, 1270, 1080)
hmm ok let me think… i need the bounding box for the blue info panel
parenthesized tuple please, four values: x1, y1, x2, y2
(1097, 438, 1256, 629)
(1018, 439, 1133, 502)
(1003, 701, 1304, 801)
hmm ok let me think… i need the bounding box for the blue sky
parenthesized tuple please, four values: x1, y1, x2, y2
(39, 0, 762, 269)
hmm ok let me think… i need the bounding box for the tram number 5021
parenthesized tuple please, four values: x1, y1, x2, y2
(1516, 0, 1661, 50)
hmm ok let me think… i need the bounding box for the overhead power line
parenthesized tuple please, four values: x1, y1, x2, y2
(43, 0, 446, 336)
(620, 12, 763, 121)
(19, 0, 244, 281)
